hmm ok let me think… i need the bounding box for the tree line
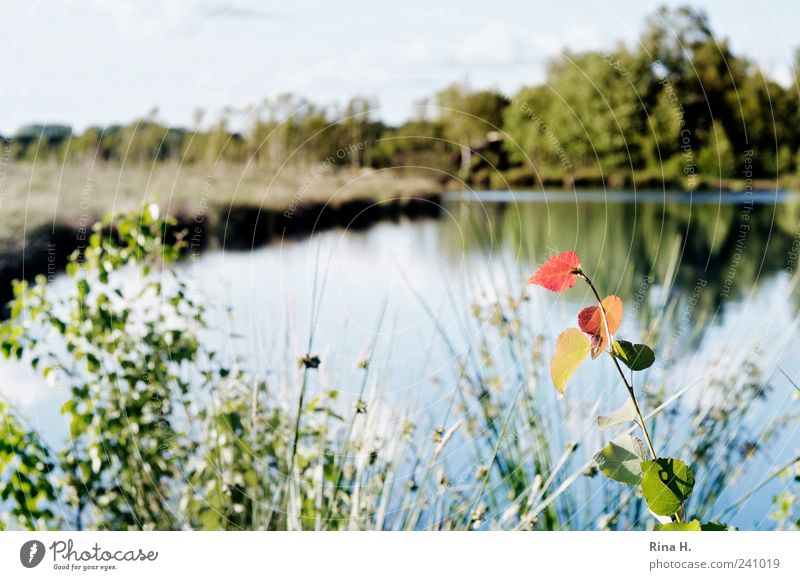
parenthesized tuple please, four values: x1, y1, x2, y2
(5, 7, 800, 188)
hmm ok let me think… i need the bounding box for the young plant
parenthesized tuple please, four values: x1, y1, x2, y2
(529, 251, 734, 531)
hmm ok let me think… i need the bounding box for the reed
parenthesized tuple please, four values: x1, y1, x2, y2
(0, 208, 796, 531)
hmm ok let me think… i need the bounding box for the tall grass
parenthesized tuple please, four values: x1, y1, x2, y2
(0, 208, 797, 530)
(0, 161, 438, 246)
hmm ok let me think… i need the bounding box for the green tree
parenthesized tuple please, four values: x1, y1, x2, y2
(436, 84, 509, 177)
(696, 120, 735, 178)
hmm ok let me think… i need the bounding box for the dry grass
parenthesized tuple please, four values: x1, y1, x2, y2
(0, 161, 440, 246)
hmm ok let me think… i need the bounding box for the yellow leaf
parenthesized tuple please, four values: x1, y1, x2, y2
(550, 328, 591, 397)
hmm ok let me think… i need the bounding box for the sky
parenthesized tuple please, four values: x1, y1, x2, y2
(1, 0, 798, 134)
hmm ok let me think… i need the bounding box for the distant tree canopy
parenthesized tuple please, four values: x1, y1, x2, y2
(5, 6, 800, 185)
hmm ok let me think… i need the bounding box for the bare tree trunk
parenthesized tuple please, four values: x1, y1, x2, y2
(460, 144, 471, 176)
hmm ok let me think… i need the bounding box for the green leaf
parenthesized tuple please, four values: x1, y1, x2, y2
(550, 328, 591, 396)
(199, 508, 224, 530)
(655, 520, 701, 531)
(641, 458, 695, 516)
(86, 353, 102, 373)
(594, 434, 648, 486)
(612, 340, 655, 371)
(597, 398, 637, 429)
(700, 521, 738, 531)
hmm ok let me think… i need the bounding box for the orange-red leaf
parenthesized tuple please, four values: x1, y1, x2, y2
(528, 251, 581, 292)
(577, 295, 622, 358)
(550, 328, 591, 397)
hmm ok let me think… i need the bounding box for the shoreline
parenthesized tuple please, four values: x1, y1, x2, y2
(0, 159, 793, 309)
(0, 193, 443, 309)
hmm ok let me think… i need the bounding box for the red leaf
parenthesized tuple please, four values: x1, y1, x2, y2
(528, 251, 581, 292)
(577, 295, 622, 358)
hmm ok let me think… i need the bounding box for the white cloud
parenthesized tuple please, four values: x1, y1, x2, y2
(79, 0, 192, 40)
(534, 23, 602, 56)
(2, 0, 798, 132)
(455, 21, 521, 63)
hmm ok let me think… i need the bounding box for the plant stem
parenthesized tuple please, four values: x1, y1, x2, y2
(578, 270, 683, 523)
(578, 271, 657, 460)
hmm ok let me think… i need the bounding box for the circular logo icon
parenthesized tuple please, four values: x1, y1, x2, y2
(20, 540, 46, 568)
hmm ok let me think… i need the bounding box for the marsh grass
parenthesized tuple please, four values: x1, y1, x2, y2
(259, 253, 797, 530)
(0, 161, 439, 247)
(0, 208, 797, 531)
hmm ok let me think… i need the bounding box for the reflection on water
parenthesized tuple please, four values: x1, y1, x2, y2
(3, 192, 799, 529)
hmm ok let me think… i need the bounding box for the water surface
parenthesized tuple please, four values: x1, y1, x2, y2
(3, 190, 799, 529)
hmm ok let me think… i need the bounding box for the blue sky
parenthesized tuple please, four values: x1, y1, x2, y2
(1, 0, 798, 133)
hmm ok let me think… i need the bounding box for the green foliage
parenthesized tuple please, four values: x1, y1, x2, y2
(529, 250, 729, 530)
(0, 402, 58, 530)
(436, 83, 510, 176)
(0, 204, 784, 530)
(655, 520, 701, 531)
(9, 7, 796, 185)
(696, 121, 736, 178)
(770, 487, 800, 530)
(700, 521, 738, 531)
(641, 459, 696, 517)
(2, 204, 198, 529)
(594, 434, 648, 486)
(0, 207, 444, 530)
(612, 340, 656, 371)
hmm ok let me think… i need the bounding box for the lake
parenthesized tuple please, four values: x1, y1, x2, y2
(3, 190, 799, 530)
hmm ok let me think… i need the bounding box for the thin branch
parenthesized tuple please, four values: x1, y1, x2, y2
(578, 270, 658, 460)
(577, 269, 681, 523)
